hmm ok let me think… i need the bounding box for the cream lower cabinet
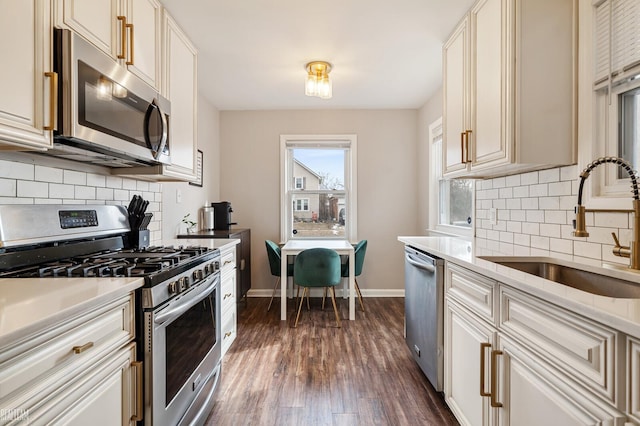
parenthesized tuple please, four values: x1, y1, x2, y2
(444, 263, 630, 425)
(628, 337, 640, 424)
(220, 245, 237, 357)
(0, 0, 54, 151)
(0, 293, 140, 425)
(442, 0, 576, 178)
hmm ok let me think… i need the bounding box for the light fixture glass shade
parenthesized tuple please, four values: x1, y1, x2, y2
(304, 61, 332, 99)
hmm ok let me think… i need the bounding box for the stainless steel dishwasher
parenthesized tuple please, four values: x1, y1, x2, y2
(404, 245, 444, 391)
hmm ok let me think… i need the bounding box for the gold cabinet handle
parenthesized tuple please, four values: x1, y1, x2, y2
(223, 260, 234, 266)
(117, 16, 127, 59)
(44, 71, 57, 131)
(131, 361, 144, 421)
(223, 292, 233, 299)
(224, 331, 232, 338)
(490, 349, 503, 408)
(125, 23, 134, 65)
(465, 130, 472, 163)
(480, 342, 491, 397)
(72, 341, 94, 354)
(460, 132, 466, 164)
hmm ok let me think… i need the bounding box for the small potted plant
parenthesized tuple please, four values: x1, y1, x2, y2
(182, 213, 197, 234)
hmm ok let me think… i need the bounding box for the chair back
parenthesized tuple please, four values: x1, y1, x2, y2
(265, 240, 282, 277)
(294, 248, 341, 287)
(353, 240, 368, 276)
(342, 239, 368, 277)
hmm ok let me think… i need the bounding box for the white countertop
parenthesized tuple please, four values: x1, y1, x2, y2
(165, 238, 240, 250)
(0, 277, 143, 347)
(398, 236, 640, 338)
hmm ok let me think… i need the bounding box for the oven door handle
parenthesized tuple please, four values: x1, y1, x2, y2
(154, 275, 218, 325)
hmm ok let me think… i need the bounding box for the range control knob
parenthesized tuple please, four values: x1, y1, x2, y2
(168, 281, 179, 294)
(193, 269, 204, 281)
(178, 277, 189, 291)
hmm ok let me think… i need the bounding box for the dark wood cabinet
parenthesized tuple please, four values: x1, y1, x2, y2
(178, 228, 251, 300)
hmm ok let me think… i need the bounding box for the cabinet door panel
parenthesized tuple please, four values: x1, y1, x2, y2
(628, 337, 640, 423)
(61, 0, 118, 59)
(0, 0, 52, 150)
(471, 0, 508, 167)
(127, 0, 161, 89)
(445, 298, 496, 426)
(443, 16, 469, 175)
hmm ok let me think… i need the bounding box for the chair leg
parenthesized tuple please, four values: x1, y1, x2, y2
(355, 278, 365, 312)
(321, 287, 328, 310)
(267, 277, 281, 312)
(306, 289, 311, 310)
(294, 287, 308, 328)
(329, 286, 341, 328)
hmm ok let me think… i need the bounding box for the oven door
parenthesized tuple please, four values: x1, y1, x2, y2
(145, 272, 221, 426)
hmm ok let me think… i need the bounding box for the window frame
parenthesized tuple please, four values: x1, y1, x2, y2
(280, 134, 357, 242)
(429, 117, 475, 238)
(293, 198, 310, 211)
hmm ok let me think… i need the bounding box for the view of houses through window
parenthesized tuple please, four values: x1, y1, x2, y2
(290, 148, 347, 237)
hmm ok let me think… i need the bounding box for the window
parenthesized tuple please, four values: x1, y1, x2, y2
(293, 198, 309, 211)
(281, 135, 357, 241)
(586, 0, 640, 204)
(429, 118, 474, 236)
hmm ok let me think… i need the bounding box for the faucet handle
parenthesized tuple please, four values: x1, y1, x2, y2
(611, 232, 621, 248)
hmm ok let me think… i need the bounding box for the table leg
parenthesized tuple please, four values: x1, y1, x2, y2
(280, 252, 287, 321)
(349, 251, 355, 320)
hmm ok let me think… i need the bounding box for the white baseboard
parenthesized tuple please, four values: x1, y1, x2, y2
(246, 288, 405, 298)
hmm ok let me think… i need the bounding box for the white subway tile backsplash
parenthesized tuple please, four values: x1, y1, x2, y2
(63, 170, 86, 185)
(0, 160, 34, 180)
(0, 159, 163, 244)
(475, 165, 636, 264)
(0, 178, 16, 197)
(529, 184, 548, 197)
(35, 166, 63, 183)
(17, 180, 48, 198)
(539, 168, 560, 183)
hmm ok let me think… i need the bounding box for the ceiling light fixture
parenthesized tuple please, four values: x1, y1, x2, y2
(305, 61, 332, 99)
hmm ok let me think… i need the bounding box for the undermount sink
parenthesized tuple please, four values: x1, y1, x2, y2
(478, 256, 640, 299)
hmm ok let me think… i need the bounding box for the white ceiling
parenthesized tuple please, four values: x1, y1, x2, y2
(161, 0, 475, 111)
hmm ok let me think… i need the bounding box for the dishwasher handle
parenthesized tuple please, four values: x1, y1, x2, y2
(405, 252, 436, 272)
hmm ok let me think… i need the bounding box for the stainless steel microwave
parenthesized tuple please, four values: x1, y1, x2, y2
(50, 29, 171, 168)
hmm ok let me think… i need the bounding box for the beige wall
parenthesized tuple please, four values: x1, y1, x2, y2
(162, 96, 221, 238)
(220, 109, 419, 295)
(418, 88, 443, 233)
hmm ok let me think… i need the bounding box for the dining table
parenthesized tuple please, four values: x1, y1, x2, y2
(280, 239, 356, 321)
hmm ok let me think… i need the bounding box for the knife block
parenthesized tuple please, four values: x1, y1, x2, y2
(128, 230, 150, 249)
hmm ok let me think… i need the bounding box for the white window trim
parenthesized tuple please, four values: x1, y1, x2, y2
(429, 117, 475, 238)
(280, 134, 357, 242)
(294, 177, 304, 189)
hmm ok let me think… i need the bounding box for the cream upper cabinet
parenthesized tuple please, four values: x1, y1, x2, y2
(56, 0, 162, 90)
(0, 0, 54, 150)
(443, 0, 577, 178)
(161, 12, 198, 181)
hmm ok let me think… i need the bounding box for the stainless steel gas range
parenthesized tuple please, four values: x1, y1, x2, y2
(0, 204, 222, 426)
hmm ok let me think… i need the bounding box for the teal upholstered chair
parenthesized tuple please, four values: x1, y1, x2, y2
(265, 240, 294, 312)
(293, 248, 342, 328)
(343, 240, 367, 312)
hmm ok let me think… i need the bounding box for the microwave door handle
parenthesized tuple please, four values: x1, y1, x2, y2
(157, 102, 168, 157)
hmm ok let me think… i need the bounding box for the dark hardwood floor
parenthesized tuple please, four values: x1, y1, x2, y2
(205, 297, 459, 426)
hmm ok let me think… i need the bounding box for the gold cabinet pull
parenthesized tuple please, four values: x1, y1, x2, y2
(72, 341, 94, 354)
(480, 342, 491, 397)
(117, 16, 127, 59)
(465, 130, 472, 163)
(223, 260, 233, 266)
(490, 349, 503, 408)
(125, 23, 134, 65)
(223, 292, 233, 300)
(224, 331, 232, 338)
(44, 71, 57, 131)
(460, 132, 466, 164)
(131, 361, 144, 421)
